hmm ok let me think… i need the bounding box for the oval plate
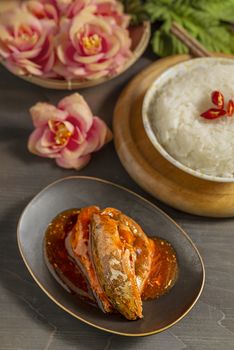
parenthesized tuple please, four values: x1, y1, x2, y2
(17, 176, 205, 336)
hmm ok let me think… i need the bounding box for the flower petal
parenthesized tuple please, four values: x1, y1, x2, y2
(30, 102, 68, 127)
(28, 126, 45, 155)
(28, 127, 59, 157)
(56, 153, 91, 169)
(60, 139, 89, 161)
(40, 128, 54, 147)
(85, 116, 112, 153)
(58, 93, 93, 132)
(73, 53, 104, 64)
(84, 70, 109, 79)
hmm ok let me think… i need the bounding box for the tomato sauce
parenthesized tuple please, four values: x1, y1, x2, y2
(45, 209, 178, 307)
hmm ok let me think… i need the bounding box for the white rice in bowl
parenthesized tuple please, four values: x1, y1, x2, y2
(147, 59, 234, 178)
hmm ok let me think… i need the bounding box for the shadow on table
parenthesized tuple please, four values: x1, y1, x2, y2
(0, 200, 148, 349)
(0, 126, 49, 165)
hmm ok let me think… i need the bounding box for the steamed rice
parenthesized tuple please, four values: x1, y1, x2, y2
(148, 61, 234, 178)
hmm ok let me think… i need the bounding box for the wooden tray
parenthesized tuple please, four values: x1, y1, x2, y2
(113, 54, 234, 217)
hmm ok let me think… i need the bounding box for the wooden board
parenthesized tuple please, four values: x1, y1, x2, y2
(113, 54, 234, 217)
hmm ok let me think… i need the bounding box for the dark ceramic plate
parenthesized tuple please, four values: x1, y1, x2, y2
(17, 176, 205, 336)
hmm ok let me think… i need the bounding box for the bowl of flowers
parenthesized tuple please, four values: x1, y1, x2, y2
(0, 0, 150, 89)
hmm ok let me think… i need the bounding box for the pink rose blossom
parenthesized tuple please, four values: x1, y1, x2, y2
(22, 1, 59, 29)
(53, 5, 132, 80)
(0, 0, 133, 80)
(0, 7, 56, 76)
(93, 0, 130, 28)
(46, 0, 129, 26)
(28, 93, 112, 169)
(48, 0, 89, 17)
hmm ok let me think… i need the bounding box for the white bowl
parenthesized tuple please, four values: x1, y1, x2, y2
(142, 57, 234, 183)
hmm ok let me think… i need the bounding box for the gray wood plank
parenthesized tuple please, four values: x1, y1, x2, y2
(0, 52, 234, 350)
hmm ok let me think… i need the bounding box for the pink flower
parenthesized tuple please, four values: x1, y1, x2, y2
(0, 7, 56, 76)
(22, 1, 59, 29)
(0, 0, 132, 80)
(47, 0, 129, 26)
(28, 93, 112, 169)
(93, 0, 130, 28)
(49, 0, 89, 17)
(53, 5, 132, 80)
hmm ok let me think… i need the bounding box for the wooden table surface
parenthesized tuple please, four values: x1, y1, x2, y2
(0, 52, 234, 350)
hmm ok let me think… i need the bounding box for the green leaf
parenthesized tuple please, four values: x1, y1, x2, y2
(120, 0, 234, 56)
(192, 0, 234, 23)
(119, 0, 148, 24)
(152, 28, 189, 57)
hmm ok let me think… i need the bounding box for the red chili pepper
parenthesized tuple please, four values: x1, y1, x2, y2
(226, 100, 234, 116)
(200, 108, 226, 120)
(211, 91, 224, 109)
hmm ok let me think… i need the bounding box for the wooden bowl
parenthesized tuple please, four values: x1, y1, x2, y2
(0, 1, 150, 90)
